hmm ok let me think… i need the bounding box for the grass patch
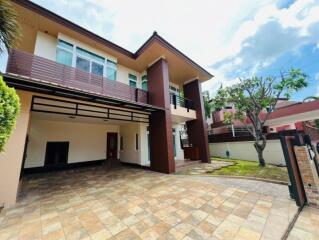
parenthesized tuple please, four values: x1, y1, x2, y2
(210, 157, 289, 182)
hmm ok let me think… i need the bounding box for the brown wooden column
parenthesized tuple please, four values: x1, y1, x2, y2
(147, 58, 175, 173)
(183, 79, 210, 163)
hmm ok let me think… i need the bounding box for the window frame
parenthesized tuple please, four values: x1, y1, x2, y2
(75, 46, 105, 76)
(56, 38, 117, 80)
(141, 75, 148, 91)
(107, 59, 117, 81)
(75, 55, 91, 73)
(56, 39, 74, 67)
(129, 74, 137, 88)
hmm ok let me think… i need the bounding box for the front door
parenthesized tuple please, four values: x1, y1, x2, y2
(107, 132, 118, 160)
(44, 142, 69, 166)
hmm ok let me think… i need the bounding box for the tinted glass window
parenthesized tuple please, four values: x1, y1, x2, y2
(130, 80, 137, 88)
(107, 60, 117, 81)
(76, 47, 104, 64)
(57, 39, 73, 51)
(76, 57, 90, 72)
(92, 62, 104, 76)
(56, 48, 73, 66)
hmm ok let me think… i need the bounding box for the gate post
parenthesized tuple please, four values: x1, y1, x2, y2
(279, 131, 307, 207)
(294, 145, 319, 208)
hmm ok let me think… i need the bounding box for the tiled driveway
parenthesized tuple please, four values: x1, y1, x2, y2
(287, 207, 319, 240)
(0, 166, 297, 240)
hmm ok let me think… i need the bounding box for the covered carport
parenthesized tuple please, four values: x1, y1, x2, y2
(21, 95, 152, 175)
(0, 74, 162, 206)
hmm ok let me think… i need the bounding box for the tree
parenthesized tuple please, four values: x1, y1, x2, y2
(0, 76, 20, 152)
(0, 0, 20, 54)
(212, 69, 308, 166)
(303, 96, 319, 102)
(203, 91, 212, 119)
(0, 0, 21, 152)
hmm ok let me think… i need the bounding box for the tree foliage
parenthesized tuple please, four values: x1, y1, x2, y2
(203, 91, 212, 120)
(0, 76, 20, 152)
(212, 69, 308, 166)
(0, 0, 20, 54)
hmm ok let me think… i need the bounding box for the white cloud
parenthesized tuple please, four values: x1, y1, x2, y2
(31, 0, 274, 80)
(30, 0, 319, 97)
(210, 0, 319, 88)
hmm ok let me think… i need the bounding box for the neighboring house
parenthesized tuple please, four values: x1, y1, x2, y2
(210, 99, 319, 139)
(208, 99, 319, 166)
(0, 0, 212, 206)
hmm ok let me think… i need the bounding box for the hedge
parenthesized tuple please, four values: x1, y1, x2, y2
(0, 75, 20, 152)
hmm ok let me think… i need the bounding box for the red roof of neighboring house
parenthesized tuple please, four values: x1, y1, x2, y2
(266, 100, 319, 120)
(212, 100, 319, 128)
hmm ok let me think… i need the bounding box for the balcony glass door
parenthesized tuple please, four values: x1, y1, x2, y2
(56, 39, 117, 80)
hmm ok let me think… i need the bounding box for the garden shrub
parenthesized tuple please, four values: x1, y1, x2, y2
(0, 75, 20, 152)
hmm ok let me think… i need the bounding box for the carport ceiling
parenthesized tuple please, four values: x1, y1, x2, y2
(31, 96, 150, 124)
(31, 112, 140, 126)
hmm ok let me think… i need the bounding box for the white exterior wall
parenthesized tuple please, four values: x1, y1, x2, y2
(58, 33, 117, 62)
(138, 123, 150, 166)
(119, 124, 139, 164)
(117, 64, 143, 88)
(119, 123, 149, 166)
(172, 123, 184, 160)
(34, 31, 57, 61)
(209, 140, 286, 166)
(0, 91, 32, 206)
(25, 118, 150, 168)
(25, 118, 119, 168)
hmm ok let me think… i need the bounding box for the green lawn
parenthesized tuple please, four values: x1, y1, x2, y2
(210, 157, 289, 182)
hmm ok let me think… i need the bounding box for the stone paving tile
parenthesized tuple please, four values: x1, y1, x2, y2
(0, 166, 298, 240)
(287, 207, 319, 240)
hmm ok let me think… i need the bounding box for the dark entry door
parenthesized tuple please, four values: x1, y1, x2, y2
(107, 133, 118, 160)
(44, 142, 69, 166)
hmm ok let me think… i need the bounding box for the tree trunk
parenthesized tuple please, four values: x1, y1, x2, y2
(254, 133, 267, 167)
(255, 144, 266, 167)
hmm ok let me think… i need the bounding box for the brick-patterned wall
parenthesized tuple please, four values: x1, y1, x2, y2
(294, 146, 319, 208)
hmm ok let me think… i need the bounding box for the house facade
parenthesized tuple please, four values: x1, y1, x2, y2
(210, 99, 319, 138)
(0, 0, 212, 206)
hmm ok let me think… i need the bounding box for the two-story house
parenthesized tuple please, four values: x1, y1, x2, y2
(0, 0, 212, 206)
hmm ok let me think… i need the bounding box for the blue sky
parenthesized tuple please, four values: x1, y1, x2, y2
(2, 0, 319, 101)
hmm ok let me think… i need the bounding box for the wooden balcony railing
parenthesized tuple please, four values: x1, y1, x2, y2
(6, 49, 150, 104)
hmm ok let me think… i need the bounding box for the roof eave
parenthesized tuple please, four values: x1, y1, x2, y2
(13, 0, 213, 80)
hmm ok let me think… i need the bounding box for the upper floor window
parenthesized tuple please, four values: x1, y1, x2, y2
(56, 39, 117, 80)
(169, 85, 179, 95)
(76, 47, 105, 76)
(56, 39, 73, 67)
(107, 60, 117, 81)
(129, 74, 137, 88)
(142, 75, 148, 91)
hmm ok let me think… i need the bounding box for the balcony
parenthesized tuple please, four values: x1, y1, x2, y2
(6, 49, 149, 105)
(170, 93, 196, 123)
